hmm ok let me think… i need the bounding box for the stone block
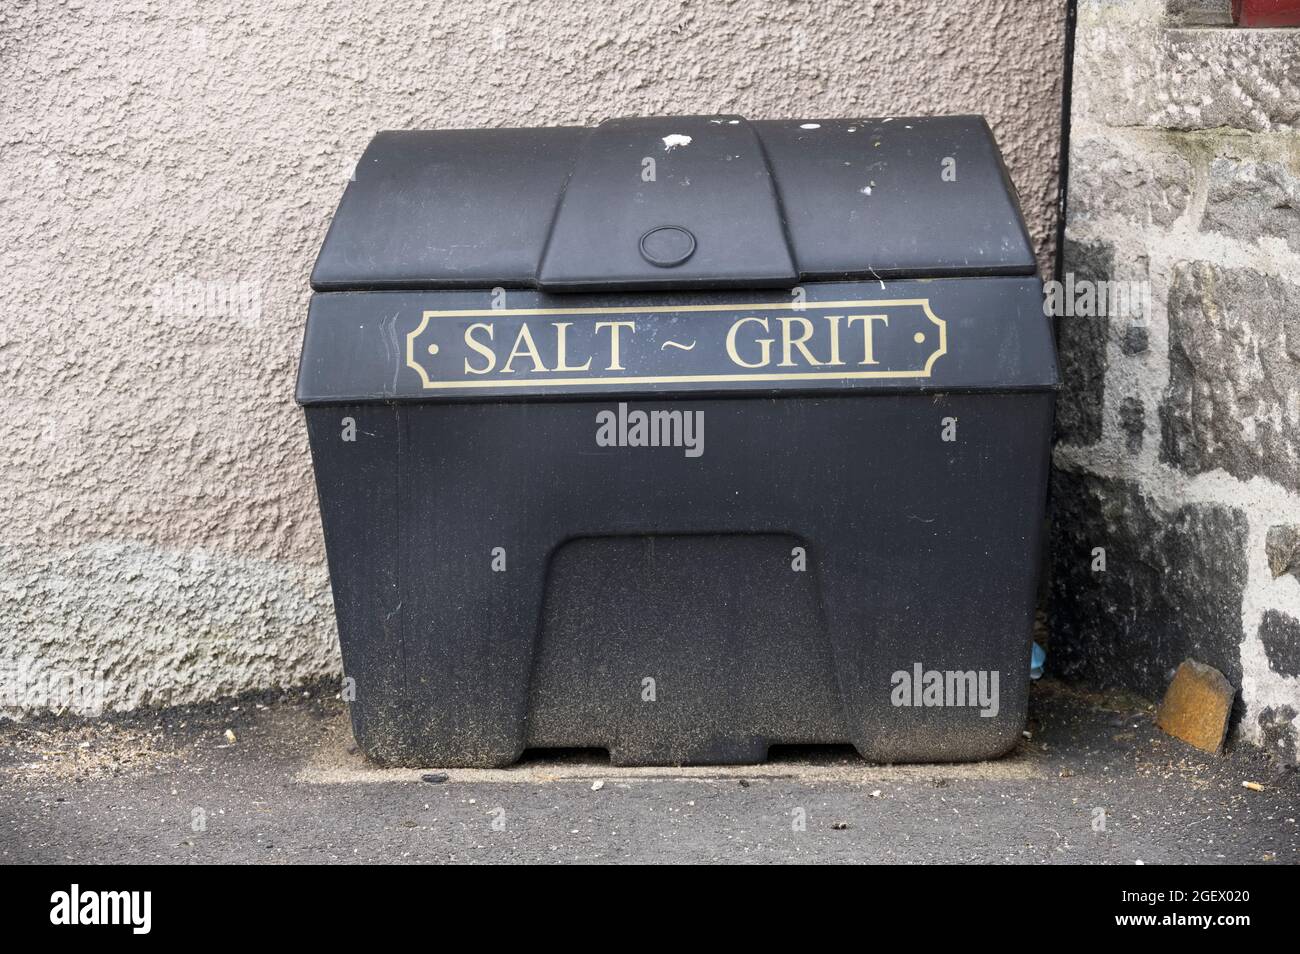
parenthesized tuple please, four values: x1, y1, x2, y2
(1120, 322, 1149, 356)
(1067, 137, 1192, 229)
(1202, 159, 1300, 253)
(1050, 470, 1248, 699)
(1160, 263, 1300, 493)
(1265, 524, 1300, 580)
(1074, 9, 1300, 131)
(1119, 396, 1145, 455)
(1165, 0, 1234, 26)
(1257, 706, 1297, 763)
(1054, 239, 1113, 445)
(1156, 659, 1235, 753)
(1258, 610, 1300, 679)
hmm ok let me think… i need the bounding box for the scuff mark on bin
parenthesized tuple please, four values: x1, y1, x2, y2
(381, 312, 400, 394)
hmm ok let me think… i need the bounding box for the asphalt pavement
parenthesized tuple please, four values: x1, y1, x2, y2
(2, 679, 1295, 864)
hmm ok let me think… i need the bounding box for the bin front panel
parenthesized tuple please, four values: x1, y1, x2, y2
(305, 388, 1052, 766)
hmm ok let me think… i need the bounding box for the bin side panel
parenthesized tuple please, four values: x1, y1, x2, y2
(304, 406, 414, 763)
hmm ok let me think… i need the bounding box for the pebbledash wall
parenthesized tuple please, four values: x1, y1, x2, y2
(1051, 0, 1300, 763)
(0, 1, 1066, 716)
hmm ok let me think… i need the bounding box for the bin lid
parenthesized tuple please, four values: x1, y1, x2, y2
(311, 115, 1037, 293)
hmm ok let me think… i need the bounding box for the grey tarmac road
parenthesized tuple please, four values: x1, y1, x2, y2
(1, 679, 1296, 864)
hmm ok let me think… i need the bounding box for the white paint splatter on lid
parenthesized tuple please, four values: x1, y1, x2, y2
(662, 134, 692, 151)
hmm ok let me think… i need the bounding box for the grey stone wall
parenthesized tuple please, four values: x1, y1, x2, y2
(1052, 0, 1300, 764)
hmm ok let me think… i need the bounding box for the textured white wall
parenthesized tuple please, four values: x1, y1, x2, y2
(0, 0, 1066, 714)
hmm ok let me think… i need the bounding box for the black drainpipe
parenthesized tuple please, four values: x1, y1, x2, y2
(1041, 0, 1079, 664)
(1054, 0, 1079, 285)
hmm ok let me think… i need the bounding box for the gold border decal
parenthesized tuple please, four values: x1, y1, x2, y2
(405, 299, 947, 390)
